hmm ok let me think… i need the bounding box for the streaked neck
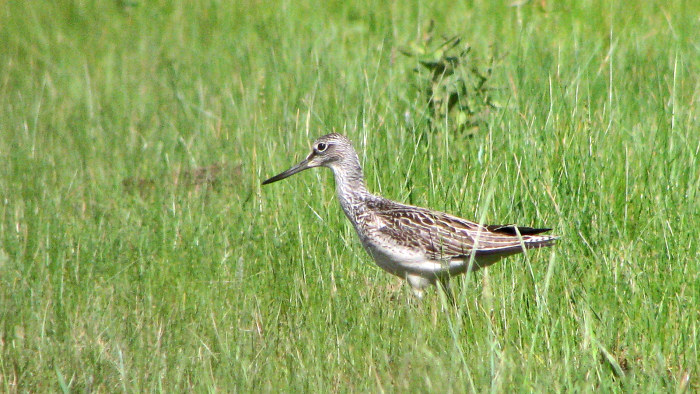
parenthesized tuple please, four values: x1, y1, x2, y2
(329, 155, 370, 219)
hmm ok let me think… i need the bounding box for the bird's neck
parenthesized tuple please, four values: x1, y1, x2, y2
(330, 156, 370, 220)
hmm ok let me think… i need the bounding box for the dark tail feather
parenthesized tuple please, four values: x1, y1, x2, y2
(486, 224, 552, 236)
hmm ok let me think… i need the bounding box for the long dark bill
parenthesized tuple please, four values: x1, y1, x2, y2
(261, 159, 311, 185)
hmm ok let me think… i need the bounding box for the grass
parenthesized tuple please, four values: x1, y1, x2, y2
(1, 0, 698, 391)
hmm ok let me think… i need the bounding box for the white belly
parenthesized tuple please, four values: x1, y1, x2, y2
(359, 234, 499, 279)
(360, 237, 454, 278)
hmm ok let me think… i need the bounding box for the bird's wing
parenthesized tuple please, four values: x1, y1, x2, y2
(366, 200, 555, 261)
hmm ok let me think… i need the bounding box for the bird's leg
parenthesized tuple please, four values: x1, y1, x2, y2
(411, 287, 425, 300)
(406, 274, 431, 300)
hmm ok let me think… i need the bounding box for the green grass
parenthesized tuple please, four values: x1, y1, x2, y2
(1, 0, 698, 391)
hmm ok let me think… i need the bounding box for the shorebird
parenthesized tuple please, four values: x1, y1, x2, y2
(262, 133, 559, 299)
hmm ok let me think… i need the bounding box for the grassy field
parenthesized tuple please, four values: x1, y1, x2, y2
(1, 0, 698, 391)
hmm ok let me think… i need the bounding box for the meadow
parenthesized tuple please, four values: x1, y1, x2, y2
(1, 0, 698, 391)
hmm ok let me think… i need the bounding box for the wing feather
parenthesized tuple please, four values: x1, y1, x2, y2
(363, 198, 555, 261)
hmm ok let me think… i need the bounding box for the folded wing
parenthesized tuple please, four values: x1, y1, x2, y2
(368, 200, 557, 261)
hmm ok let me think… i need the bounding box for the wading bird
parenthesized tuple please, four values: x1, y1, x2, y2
(262, 134, 558, 299)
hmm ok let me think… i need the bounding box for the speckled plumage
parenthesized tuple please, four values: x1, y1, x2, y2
(262, 133, 559, 298)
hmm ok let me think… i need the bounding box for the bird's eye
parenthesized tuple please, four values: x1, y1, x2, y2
(316, 142, 327, 152)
